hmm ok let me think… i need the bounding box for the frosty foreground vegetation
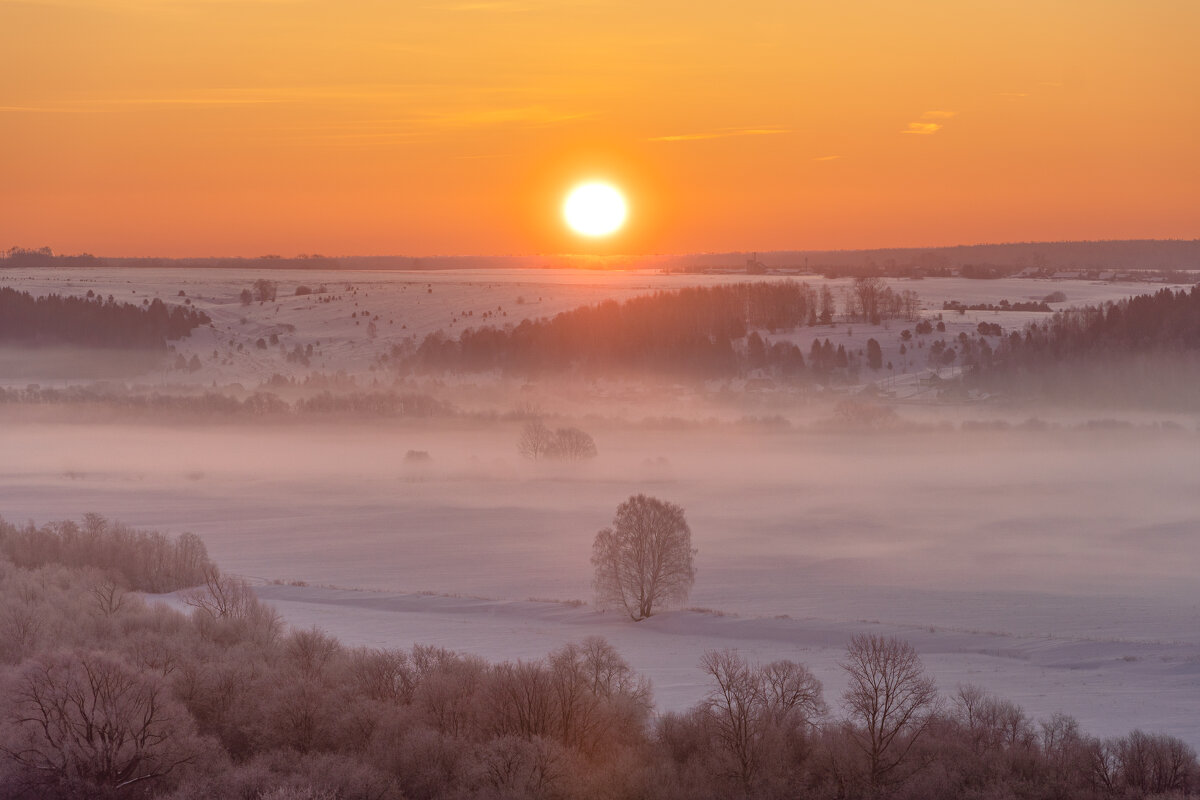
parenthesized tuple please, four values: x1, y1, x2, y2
(0, 516, 1197, 800)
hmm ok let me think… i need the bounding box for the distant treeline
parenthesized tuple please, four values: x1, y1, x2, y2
(8, 240, 1200, 273)
(0, 288, 209, 349)
(0, 516, 1196, 800)
(997, 287, 1200, 360)
(943, 299, 1052, 313)
(658, 239, 1200, 276)
(0, 514, 214, 594)
(407, 281, 911, 378)
(969, 287, 1200, 408)
(1, 247, 342, 271)
(0, 385, 454, 419)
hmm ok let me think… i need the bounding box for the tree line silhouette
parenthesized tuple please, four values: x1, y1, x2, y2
(0, 288, 210, 349)
(0, 385, 452, 420)
(993, 287, 1200, 362)
(409, 282, 910, 379)
(969, 286, 1200, 408)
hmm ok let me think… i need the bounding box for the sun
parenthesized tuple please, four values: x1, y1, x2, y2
(563, 182, 627, 237)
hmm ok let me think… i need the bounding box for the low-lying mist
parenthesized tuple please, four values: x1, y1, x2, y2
(2, 399, 1197, 642)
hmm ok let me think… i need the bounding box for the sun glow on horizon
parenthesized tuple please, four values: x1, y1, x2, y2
(563, 182, 627, 238)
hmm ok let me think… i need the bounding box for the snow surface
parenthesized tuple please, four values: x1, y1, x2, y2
(2, 266, 1186, 391)
(236, 584, 1200, 746)
(3, 267, 1198, 745)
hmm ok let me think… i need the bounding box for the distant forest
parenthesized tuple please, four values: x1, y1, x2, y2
(0, 386, 454, 421)
(970, 286, 1200, 408)
(1, 247, 342, 271)
(4, 239, 1198, 274)
(992, 287, 1200, 361)
(0, 288, 209, 349)
(406, 281, 913, 378)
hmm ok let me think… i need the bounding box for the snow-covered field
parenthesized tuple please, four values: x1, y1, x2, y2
(3, 420, 1198, 744)
(2, 267, 1198, 745)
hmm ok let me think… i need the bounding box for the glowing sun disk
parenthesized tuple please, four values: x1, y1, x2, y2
(563, 182, 627, 237)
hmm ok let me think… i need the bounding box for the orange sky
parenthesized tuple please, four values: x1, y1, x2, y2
(2, 0, 1197, 257)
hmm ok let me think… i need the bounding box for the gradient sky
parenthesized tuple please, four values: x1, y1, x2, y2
(2, 0, 1197, 257)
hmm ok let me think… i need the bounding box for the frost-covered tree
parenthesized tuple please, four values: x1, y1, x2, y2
(517, 420, 552, 461)
(545, 427, 597, 461)
(2, 651, 200, 794)
(840, 634, 938, 789)
(591, 495, 696, 621)
(700, 649, 824, 794)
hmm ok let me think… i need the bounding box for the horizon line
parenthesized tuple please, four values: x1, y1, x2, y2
(6, 236, 1199, 263)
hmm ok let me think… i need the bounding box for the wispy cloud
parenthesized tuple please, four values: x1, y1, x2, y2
(902, 110, 956, 135)
(814, 154, 842, 161)
(902, 122, 941, 135)
(2, 85, 587, 132)
(648, 127, 788, 142)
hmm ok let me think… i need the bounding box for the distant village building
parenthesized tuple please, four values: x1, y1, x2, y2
(745, 253, 766, 274)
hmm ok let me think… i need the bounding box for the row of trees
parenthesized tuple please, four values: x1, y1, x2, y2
(986, 287, 1200, 366)
(0, 386, 452, 420)
(0, 289, 209, 349)
(841, 277, 920, 325)
(0, 516, 1195, 799)
(406, 281, 918, 379)
(968, 286, 1200, 409)
(518, 421, 598, 461)
(0, 514, 214, 594)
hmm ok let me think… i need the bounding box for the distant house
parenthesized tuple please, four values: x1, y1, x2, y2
(745, 253, 766, 274)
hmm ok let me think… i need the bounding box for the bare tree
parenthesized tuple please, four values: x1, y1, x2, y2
(88, 575, 128, 617)
(182, 564, 282, 643)
(547, 637, 650, 753)
(840, 634, 938, 790)
(349, 648, 417, 705)
(485, 660, 555, 740)
(1106, 729, 1197, 795)
(591, 494, 696, 621)
(181, 564, 256, 620)
(700, 649, 824, 795)
(545, 427, 598, 461)
(852, 276, 886, 323)
(2, 651, 198, 793)
(517, 420, 554, 461)
(952, 683, 1035, 757)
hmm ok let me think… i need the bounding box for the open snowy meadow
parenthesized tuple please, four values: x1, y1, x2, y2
(2, 267, 1197, 746)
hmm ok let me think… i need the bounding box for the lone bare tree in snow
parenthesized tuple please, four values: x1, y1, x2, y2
(840, 634, 938, 790)
(591, 494, 696, 621)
